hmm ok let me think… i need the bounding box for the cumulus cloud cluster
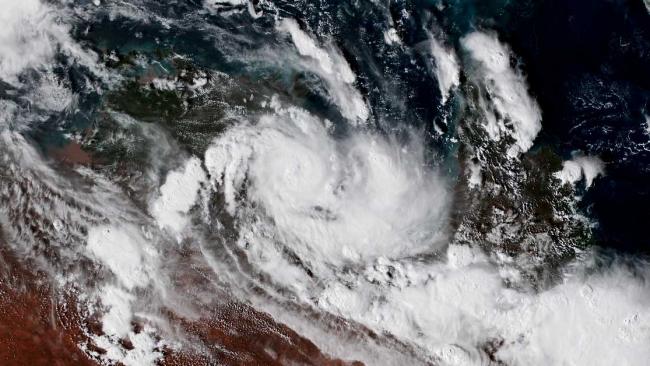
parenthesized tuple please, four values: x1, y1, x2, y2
(0, 0, 100, 86)
(462, 32, 542, 157)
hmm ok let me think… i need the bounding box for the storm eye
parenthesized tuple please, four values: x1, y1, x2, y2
(310, 205, 337, 221)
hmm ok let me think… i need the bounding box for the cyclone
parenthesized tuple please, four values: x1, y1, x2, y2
(204, 101, 449, 271)
(1, 1, 649, 366)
